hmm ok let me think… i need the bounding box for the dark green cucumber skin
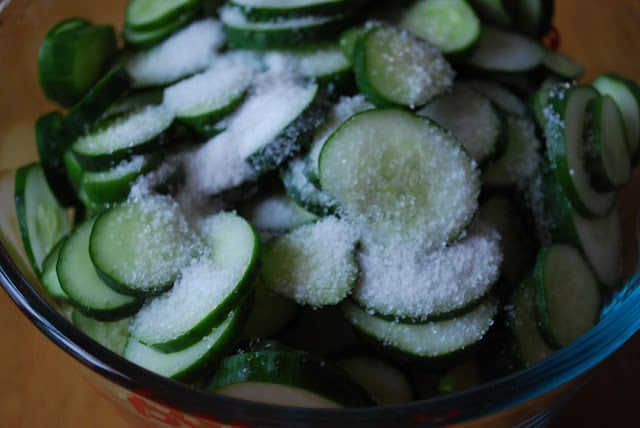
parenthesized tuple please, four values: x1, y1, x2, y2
(539, 168, 580, 246)
(228, 0, 361, 21)
(38, 19, 118, 108)
(176, 90, 248, 138)
(280, 162, 338, 217)
(208, 349, 375, 407)
(125, 0, 201, 32)
(34, 112, 78, 207)
(531, 246, 563, 349)
(246, 98, 331, 175)
(124, 10, 197, 50)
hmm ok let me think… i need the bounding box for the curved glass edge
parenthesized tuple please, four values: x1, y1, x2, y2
(3, 226, 640, 427)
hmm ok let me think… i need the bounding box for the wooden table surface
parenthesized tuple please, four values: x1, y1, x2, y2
(2, 1, 640, 427)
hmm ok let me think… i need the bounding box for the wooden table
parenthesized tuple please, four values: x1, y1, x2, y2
(2, 1, 640, 427)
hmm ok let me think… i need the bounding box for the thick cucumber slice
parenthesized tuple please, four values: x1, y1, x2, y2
(89, 195, 202, 297)
(509, 277, 554, 367)
(124, 305, 246, 382)
(319, 108, 479, 251)
(221, 6, 349, 50)
(463, 25, 545, 72)
(57, 218, 142, 321)
(340, 297, 497, 361)
(281, 158, 337, 216)
(71, 104, 175, 171)
(262, 216, 359, 307)
(207, 349, 375, 407)
(163, 54, 257, 136)
(583, 94, 632, 190)
(528, 77, 568, 131)
(418, 84, 506, 165)
(533, 244, 601, 348)
(482, 115, 542, 189)
(129, 212, 260, 352)
(229, 0, 355, 19)
(124, 19, 226, 87)
(34, 112, 77, 207)
(353, 25, 454, 108)
(125, 0, 201, 31)
(545, 84, 617, 217)
(80, 155, 158, 206)
(353, 220, 501, 322)
(38, 18, 117, 108)
(14, 163, 72, 278)
(400, 0, 481, 56)
(335, 353, 415, 405)
(71, 310, 131, 355)
(542, 49, 584, 81)
(39, 239, 68, 302)
(591, 73, 640, 164)
(123, 10, 197, 50)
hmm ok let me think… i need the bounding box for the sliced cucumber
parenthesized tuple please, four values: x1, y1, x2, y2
(353, 219, 501, 322)
(262, 216, 359, 307)
(124, 305, 247, 382)
(463, 25, 545, 73)
(123, 9, 197, 50)
(14, 163, 72, 277)
(506, 0, 554, 39)
(163, 53, 257, 136)
(71, 310, 131, 355)
(39, 239, 68, 302)
(463, 79, 529, 117)
(125, 0, 201, 31)
(320, 108, 479, 251)
(533, 243, 601, 348)
(281, 157, 337, 216)
(335, 352, 415, 405)
(57, 217, 142, 321)
(418, 84, 506, 165)
(591, 73, 640, 164)
(400, 0, 481, 56)
(229, 0, 356, 19)
(583, 94, 632, 190)
(208, 349, 375, 407)
(71, 104, 175, 171)
(544, 84, 616, 217)
(129, 212, 259, 351)
(340, 297, 497, 361)
(468, 0, 513, 27)
(124, 19, 225, 88)
(542, 49, 584, 81)
(38, 18, 117, 107)
(508, 276, 554, 367)
(353, 24, 454, 108)
(89, 195, 202, 297)
(221, 6, 349, 50)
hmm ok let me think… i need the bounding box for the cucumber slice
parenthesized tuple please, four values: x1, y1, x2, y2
(340, 297, 497, 361)
(38, 18, 117, 107)
(281, 157, 337, 216)
(463, 25, 545, 73)
(335, 352, 415, 405)
(89, 195, 202, 297)
(34, 111, 77, 207)
(57, 217, 142, 321)
(353, 24, 454, 108)
(123, 9, 197, 50)
(71, 104, 175, 171)
(583, 94, 632, 190)
(353, 219, 501, 322)
(400, 0, 481, 56)
(129, 212, 260, 352)
(221, 6, 349, 50)
(542, 49, 584, 81)
(591, 73, 640, 164)
(506, 0, 554, 39)
(545, 84, 617, 217)
(124, 19, 226, 88)
(508, 276, 554, 367)
(14, 163, 72, 277)
(124, 305, 247, 382)
(533, 244, 601, 348)
(262, 216, 359, 307)
(208, 349, 375, 407)
(463, 79, 529, 117)
(125, 0, 201, 31)
(71, 310, 131, 355)
(418, 84, 506, 165)
(319, 108, 479, 251)
(468, 0, 512, 27)
(528, 77, 568, 131)
(229, 0, 356, 20)
(482, 115, 542, 189)
(39, 239, 69, 302)
(163, 53, 257, 136)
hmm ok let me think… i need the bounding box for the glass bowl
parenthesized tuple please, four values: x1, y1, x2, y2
(2, 0, 640, 426)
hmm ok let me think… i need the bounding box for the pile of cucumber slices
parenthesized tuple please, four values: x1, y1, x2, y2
(14, 0, 640, 406)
